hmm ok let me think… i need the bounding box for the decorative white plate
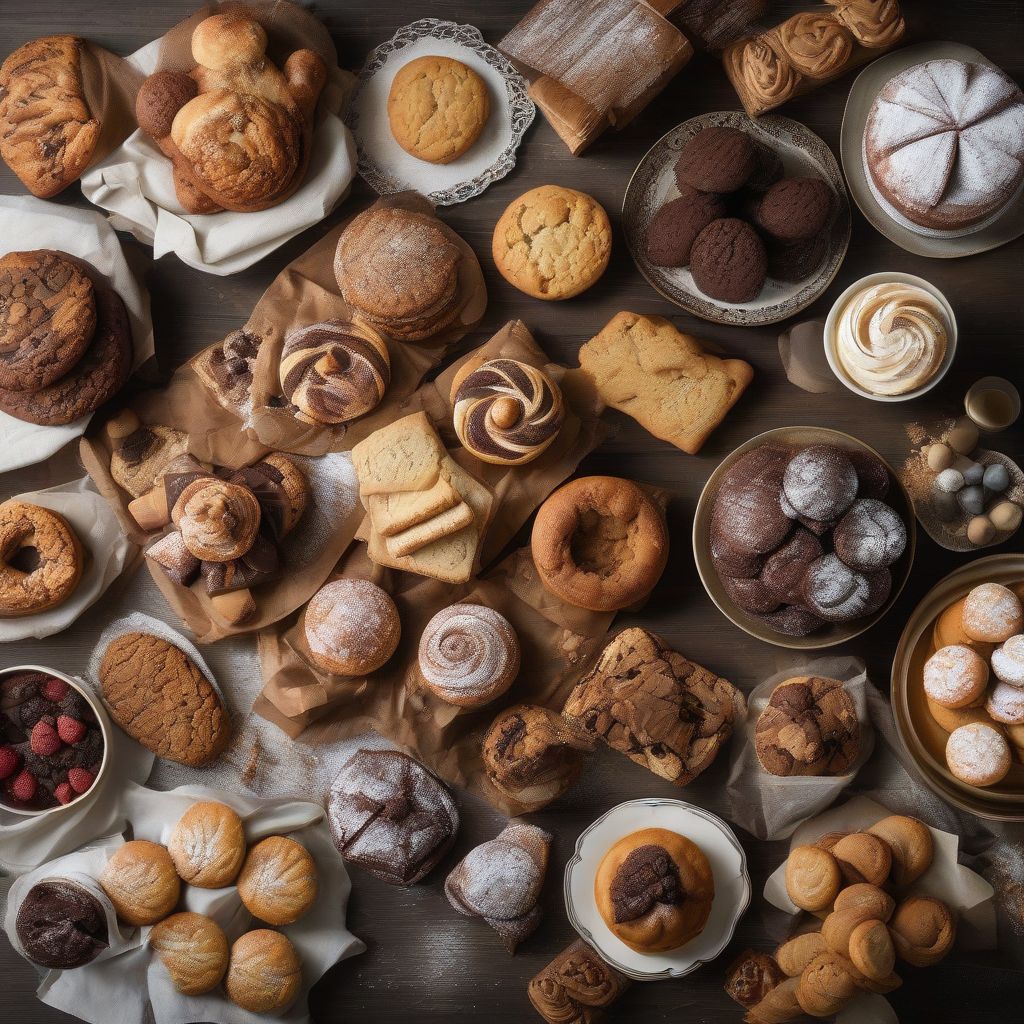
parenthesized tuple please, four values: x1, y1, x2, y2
(622, 112, 851, 326)
(840, 42, 1024, 258)
(564, 798, 750, 981)
(348, 19, 535, 206)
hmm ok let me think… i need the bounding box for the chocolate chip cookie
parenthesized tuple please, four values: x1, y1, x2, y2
(0, 276, 131, 425)
(0, 250, 96, 392)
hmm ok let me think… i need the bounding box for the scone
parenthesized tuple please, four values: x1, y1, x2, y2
(492, 185, 612, 300)
(388, 55, 490, 164)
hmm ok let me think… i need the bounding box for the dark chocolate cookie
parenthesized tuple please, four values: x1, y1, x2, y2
(690, 218, 767, 304)
(0, 279, 131, 425)
(833, 498, 907, 571)
(756, 177, 834, 243)
(711, 444, 793, 555)
(847, 448, 890, 500)
(746, 141, 784, 192)
(646, 192, 726, 267)
(674, 126, 757, 194)
(722, 573, 781, 614)
(0, 250, 96, 392)
(766, 234, 828, 283)
(761, 527, 823, 604)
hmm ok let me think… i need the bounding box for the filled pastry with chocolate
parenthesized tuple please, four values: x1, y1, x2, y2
(527, 939, 631, 1024)
(594, 827, 714, 953)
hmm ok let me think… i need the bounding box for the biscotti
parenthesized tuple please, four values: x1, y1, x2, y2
(578, 312, 752, 454)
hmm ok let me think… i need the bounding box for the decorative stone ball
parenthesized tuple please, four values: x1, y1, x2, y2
(990, 500, 1023, 533)
(935, 469, 965, 493)
(967, 516, 996, 546)
(926, 443, 954, 472)
(958, 485, 985, 516)
(947, 419, 979, 455)
(983, 463, 1010, 493)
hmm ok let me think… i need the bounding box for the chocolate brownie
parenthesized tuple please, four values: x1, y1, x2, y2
(0, 280, 131, 425)
(16, 879, 108, 969)
(674, 126, 756, 194)
(756, 177, 834, 243)
(645, 192, 725, 267)
(690, 218, 767, 304)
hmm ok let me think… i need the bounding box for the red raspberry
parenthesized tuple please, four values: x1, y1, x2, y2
(54, 782, 75, 805)
(30, 720, 61, 757)
(57, 715, 87, 745)
(10, 769, 37, 802)
(42, 677, 69, 702)
(68, 767, 94, 794)
(0, 745, 19, 780)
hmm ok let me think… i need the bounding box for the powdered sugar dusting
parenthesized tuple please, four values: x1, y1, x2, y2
(986, 681, 1024, 724)
(923, 644, 987, 706)
(305, 579, 397, 668)
(991, 635, 1024, 686)
(963, 583, 1023, 641)
(946, 722, 1011, 785)
(418, 603, 517, 697)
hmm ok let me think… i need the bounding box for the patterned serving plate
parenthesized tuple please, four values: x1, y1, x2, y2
(622, 112, 851, 326)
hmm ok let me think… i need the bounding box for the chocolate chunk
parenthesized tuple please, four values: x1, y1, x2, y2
(609, 843, 682, 923)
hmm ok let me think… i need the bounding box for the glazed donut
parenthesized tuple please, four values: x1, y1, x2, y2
(531, 476, 668, 611)
(450, 357, 565, 466)
(417, 603, 520, 707)
(0, 500, 84, 617)
(279, 319, 390, 426)
(176, 480, 261, 562)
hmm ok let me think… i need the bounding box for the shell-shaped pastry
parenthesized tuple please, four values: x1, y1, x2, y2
(177, 480, 261, 562)
(452, 357, 564, 466)
(279, 319, 390, 425)
(99, 840, 181, 926)
(149, 912, 229, 995)
(168, 801, 246, 888)
(236, 835, 318, 926)
(417, 603, 520, 707)
(775, 14, 853, 80)
(726, 35, 801, 111)
(827, 0, 905, 49)
(225, 929, 302, 1014)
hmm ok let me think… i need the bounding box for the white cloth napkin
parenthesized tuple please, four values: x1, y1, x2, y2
(81, 37, 356, 276)
(5, 781, 364, 1024)
(0, 196, 154, 472)
(0, 477, 135, 643)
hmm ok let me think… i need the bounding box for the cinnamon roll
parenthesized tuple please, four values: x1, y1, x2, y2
(417, 603, 520, 707)
(528, 940, 631, 1024)
(279, 319, 390, 425)
(725, 35, 800, 113)
(828, 0, 905, 49)
(451, 357, 564, 466)
(776, 14, 853, 80)
(175, 480, 261, 562)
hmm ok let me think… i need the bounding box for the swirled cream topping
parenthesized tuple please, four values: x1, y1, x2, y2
(834, 282, 948, 395)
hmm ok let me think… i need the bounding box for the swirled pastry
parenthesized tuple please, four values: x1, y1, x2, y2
(776, 14, 853, 80)
(827, 0, 905, 49)
(451, 357, 564, 466)
(279, 319, 390, 425)
(725, 36, 800, 112)
(175, 479, 261, 562)
(417, 603, 520, 707)
(528, 939, 631, 1024)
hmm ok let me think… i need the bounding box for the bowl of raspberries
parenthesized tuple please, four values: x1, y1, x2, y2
(0, 667, 108, 816)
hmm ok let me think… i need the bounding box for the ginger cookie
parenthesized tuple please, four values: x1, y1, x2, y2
(0, 277, 131, 425)
(0, 250, 96, 392)
(492, 185, 612, 300)
(99, 631, 229, 766)
(388, 55, 490, 164)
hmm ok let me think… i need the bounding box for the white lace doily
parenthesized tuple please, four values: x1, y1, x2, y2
(347, 19, 535, 206)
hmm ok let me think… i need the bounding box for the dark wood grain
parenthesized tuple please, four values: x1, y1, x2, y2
(1, 2, 1023, 1023)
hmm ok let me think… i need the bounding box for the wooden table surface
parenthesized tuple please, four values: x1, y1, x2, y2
(2, 1, 1024, 1022)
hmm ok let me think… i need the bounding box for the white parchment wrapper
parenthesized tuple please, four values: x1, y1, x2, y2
(0, 197, 155, 471)
(4, 781, 364, 1024)
(81, 37, 356, 276)
(725, 656, 875, 840)
(0, 477, 135, 642)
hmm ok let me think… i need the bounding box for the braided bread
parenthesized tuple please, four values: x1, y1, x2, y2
(451, 357, 564, 466)
(279, 319, 390, 425)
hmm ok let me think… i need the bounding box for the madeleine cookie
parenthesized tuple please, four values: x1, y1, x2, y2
(99, 840, 180, 926)
(237, 836, 317, 926)
(388, 55, 490, 164)
(867, 816, 933, 887)
(99, 632, 229, 767)
(150, 912, 229, 995)
(785, 845, 841, 912)
(225, 929, 302, 1014)
(168, 801, 246, 888)
(492, 186, 611, 300)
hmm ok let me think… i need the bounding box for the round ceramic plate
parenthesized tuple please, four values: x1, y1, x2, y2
(564, 798, 750, 981)
(841, 41, 1024, 258)
(693, 426, 916, 650)
(622, 112, 851, 326)
(891, 554, 1024, 822)
(347, 19, 535, 206)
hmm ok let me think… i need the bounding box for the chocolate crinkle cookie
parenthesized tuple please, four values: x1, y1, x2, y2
(690, 217, 767, 304)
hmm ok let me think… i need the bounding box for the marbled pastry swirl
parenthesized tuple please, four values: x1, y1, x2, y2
(833, 282, 948, 396)
(828, 0, 906, 49)
(726, 36, 800, 111)
(776, 14, 853, 80)
(176, 480, 261, 562)
(452, 358, 564, 466)
(279, 319, 390, 425)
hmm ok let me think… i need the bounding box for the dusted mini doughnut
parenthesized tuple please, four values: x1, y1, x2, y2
(450, 356, 564, 465)
(802, 554, 891, 622)
(531, 476, 668, 611)
(946, 722, 1011, 787)
(832, 499, 906, 571)
(0, 500, 84, 617)
(595, 827, 714, 953)
(923, 645, 989, 709)
(279, 319, 390, 426)
(986, 681, 1024, 725)
(303, 578, 400, 676)
(417, 603, 520, 708)
(991, 635, 1024, 686)
(962, 583, 1023, 643)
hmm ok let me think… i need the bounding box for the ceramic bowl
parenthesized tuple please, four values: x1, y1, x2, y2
(0, 665, 110, 818)
(890, 554, 1024, 822)
(564, 798, 750, 981)
(693, 426, 916, 650)
(823, 272, 958, 402)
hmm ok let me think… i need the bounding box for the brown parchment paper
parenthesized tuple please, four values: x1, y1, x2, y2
(79, 381, 365, 644)
(188, 191, 487, 456)
(80, 42, 145, 170)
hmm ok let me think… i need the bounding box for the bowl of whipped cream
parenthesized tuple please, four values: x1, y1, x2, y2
(824, 272, 957, 401)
